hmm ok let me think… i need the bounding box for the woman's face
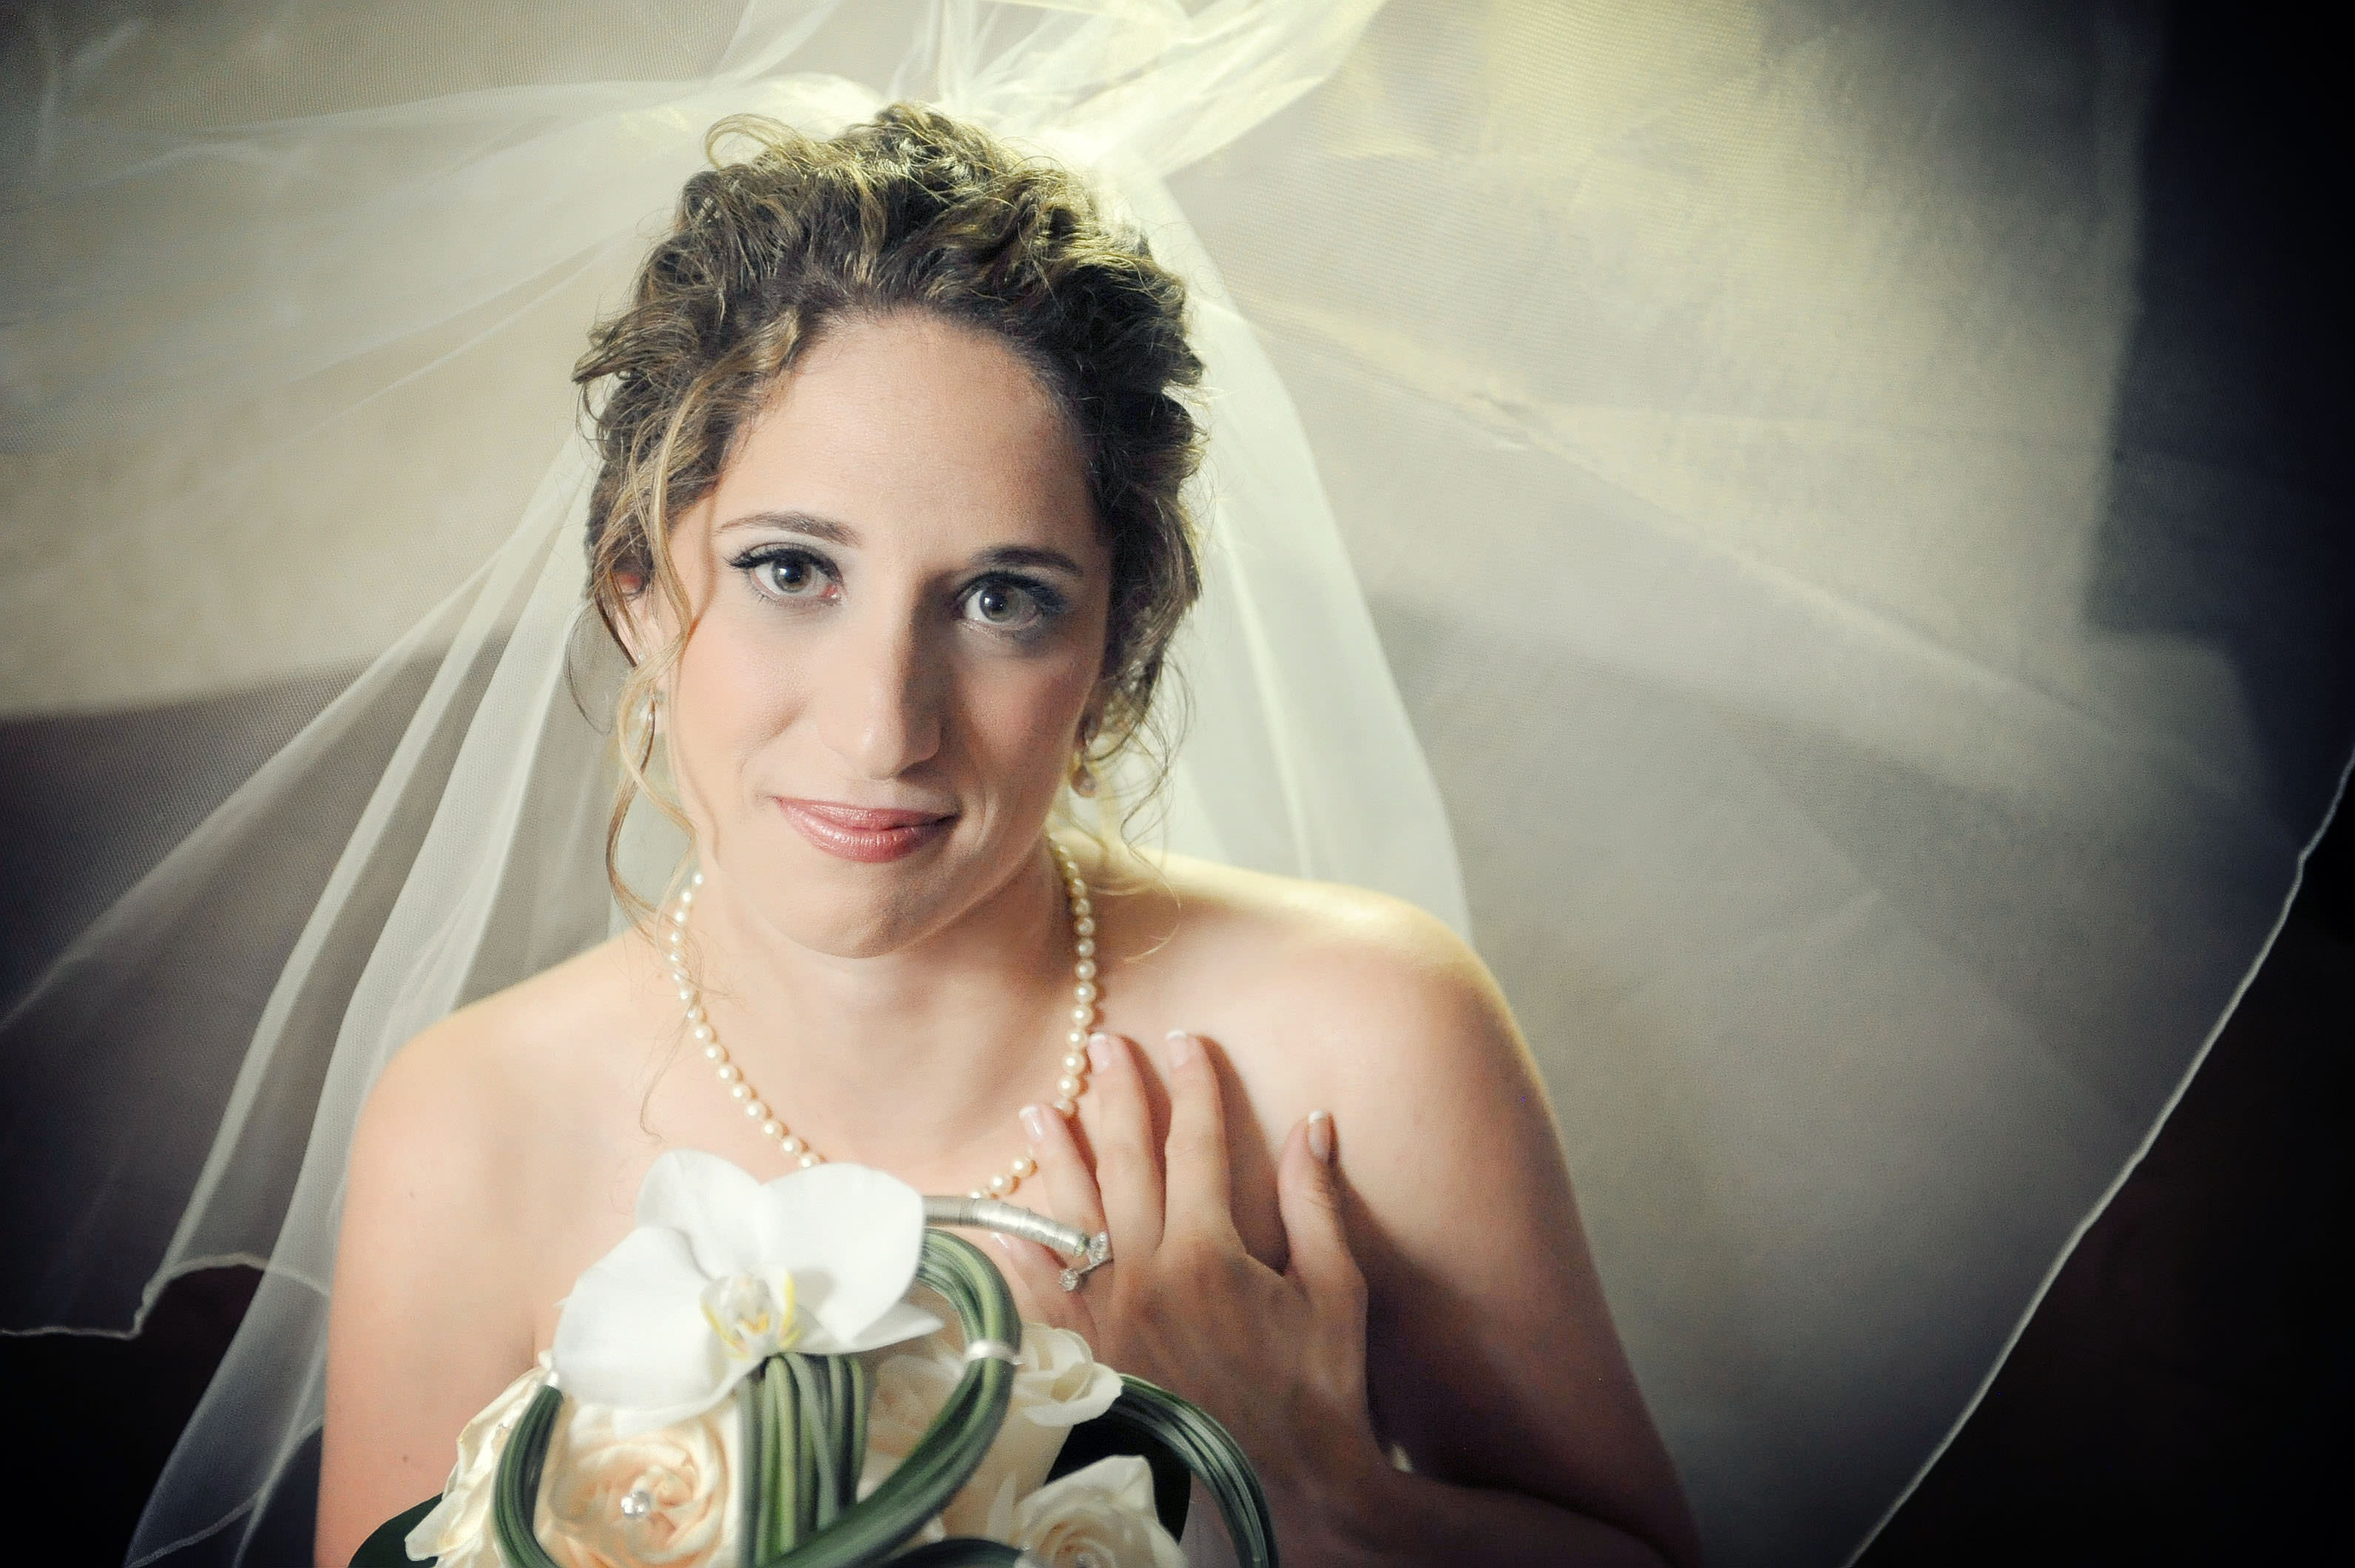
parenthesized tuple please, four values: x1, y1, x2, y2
(655, 311, 1109, 956)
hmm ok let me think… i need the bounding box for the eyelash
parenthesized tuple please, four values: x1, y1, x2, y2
(731, 544, 839, 604)
(727, 544, 1070, 638)
(962, 573, 1068, 636)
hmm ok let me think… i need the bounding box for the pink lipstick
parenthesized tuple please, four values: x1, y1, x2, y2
(776, 800, 954, 863)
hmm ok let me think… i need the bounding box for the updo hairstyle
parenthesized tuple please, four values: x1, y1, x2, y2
(573, 106, 1206, 911)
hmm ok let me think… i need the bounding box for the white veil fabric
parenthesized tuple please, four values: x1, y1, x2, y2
(5, 4, 1461, 1564)
(1, 4, 2348, 1567)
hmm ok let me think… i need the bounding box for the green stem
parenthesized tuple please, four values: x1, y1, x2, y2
(840, 1356, 870, 1523)
(745, 1231, 1018, 1567)
(740, 1362, 766, 1560)
(489, 1386, 564, 1568)
(788, 1354, 831, 1536)
(886, 1543, 1027, 1567)
(1093, 1376, 1282, 1568)
(746, 1358, 803, 1560)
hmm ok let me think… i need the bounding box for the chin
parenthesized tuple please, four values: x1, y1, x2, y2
(743, 860, 932, 959)
(729, 819, 996, 959)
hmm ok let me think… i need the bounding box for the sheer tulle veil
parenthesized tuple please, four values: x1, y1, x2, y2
(7, 4, 1461, 1563)
(1, 4, 2345, 1567)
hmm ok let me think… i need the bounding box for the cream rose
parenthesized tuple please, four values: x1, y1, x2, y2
(533, 1397, 740, 1568)
(1012, 1456, 1187, 1568)
(405, 1357, 550, 1567)
(861, 1322, 1123, 1536)
(860, 1328, 964, 1484)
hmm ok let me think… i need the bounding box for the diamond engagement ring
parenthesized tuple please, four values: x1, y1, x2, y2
(1058, 1231, 1113, 1291)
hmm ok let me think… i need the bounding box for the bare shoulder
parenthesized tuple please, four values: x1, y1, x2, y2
(1099, 857, 1692, 1556)
(1086, 848, 1556, 1260)
(348, 934, 650, 1233)
(359, 939, 615, 1126)
(1095, 847, 1521, 1102)
(323, 938, 658, 1563)
(1141, 848, 1467, 951)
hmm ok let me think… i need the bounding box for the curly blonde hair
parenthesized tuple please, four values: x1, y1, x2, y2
(573, 105, 1206, 915)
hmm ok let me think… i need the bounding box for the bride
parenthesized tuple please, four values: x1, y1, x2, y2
(317, 108, 1699, 1567)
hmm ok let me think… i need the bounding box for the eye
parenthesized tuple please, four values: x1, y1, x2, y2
(960, 576, 1053, 632)
(740, 547, 836, 603)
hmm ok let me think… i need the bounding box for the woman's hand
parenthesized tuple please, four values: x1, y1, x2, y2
(987, 1029, 1393, 1560)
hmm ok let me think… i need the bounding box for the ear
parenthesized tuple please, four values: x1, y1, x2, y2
(615, 499, 712, 667)
(615, 568, 684, 670)
(1075, 697, 1106, 752)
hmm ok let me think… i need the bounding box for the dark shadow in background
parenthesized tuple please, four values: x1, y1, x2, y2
(1859, 820, 2351, 1567)
(2, 2, 2350, 1563)
(2079, 4, 2352, 831)
(1863, 1, 2353, 1562)
(0, 675, 352, 1013)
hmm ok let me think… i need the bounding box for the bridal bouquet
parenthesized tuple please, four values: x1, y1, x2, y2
(381, 1153, 1272, 1568)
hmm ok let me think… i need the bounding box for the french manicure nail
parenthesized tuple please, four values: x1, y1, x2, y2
(1087, 1033, 1113, 1070)
(1164, 1030, 1197, 1068)
(1020, 1104, 1049, 1142)
(1306, 1109, 1334, 1163)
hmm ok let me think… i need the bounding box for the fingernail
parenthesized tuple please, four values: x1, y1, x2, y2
(1020, 1104, 1049, 1142)
(1306, 1109, 1334, 1163)
(1087, 1033, 1114, 1070)
(1164, 1030, 1197, 1069)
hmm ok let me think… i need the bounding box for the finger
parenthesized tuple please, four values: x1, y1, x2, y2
(1277, 1111, 1367, 1321)
(985, 1231, 1096, 1342)
(1076, 1032, 1166, 1252)
(1155, 1030, 1238, 1243)
(1020, 1100, 1105, 1236)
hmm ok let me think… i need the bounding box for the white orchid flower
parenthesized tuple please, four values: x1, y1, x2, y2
(552, 1152, 942, 1433)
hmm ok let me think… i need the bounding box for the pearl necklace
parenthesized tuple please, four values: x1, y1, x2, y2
(662, 839, 1100, 1200)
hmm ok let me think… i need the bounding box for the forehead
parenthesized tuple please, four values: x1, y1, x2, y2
(709, 311, 1099, 557)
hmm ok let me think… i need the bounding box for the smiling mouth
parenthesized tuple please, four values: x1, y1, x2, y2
(774, 799, 956, 864)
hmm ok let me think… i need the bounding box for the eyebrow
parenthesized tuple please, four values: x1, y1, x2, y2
(973, 544, 1086, 578)
(715, 509, 857, 546)
(716, 510, 1087, 578)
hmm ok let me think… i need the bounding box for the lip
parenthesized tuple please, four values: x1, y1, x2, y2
(775, 798, 956, 864)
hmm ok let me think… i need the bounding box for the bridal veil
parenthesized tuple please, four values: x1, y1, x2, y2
(1, 4, 2345, 1566)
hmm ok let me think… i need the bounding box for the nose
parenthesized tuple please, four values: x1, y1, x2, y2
(815, 604, 945, 782)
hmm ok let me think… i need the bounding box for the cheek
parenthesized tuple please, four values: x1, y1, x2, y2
(956, 658, 1094, 793)
(670, 612, 801, 764)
